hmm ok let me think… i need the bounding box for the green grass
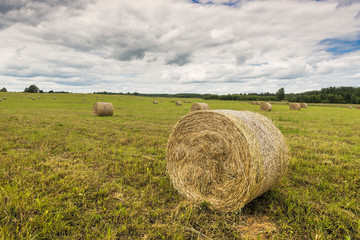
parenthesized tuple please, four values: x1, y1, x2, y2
(0, 92, 359, 239)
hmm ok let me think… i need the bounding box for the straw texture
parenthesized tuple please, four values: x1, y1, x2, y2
(299, 103, 307, 108)
(260, 102, 272, 111)
(191, 103, 209, 112)
(93, 102, 114, 116)
(289, 103, 301, 110)
(166, 110, 289, 211)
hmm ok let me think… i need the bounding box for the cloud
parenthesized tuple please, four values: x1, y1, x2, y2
(1, 0, 360, 93)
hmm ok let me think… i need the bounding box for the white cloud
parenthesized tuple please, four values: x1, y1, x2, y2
(0, 0, 360, 93)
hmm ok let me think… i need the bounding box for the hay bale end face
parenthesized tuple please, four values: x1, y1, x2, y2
(260, 102, 272, 111)
(175, 101, 182, 106)
(299, 103, 307, 108)
(191, 103, 210, 112)
(166, 110, 289, 211)
(93, 102, 114, 116)
(289, 103, 301, 110)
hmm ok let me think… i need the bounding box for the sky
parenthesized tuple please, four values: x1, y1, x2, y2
(0, 0, 360, 94)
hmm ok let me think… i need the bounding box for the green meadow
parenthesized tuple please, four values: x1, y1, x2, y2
(0, 92, 359, 239)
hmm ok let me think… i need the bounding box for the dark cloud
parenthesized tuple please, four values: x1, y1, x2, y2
(0, 0, 93, 29)
(166, 52, 192, 66)
(111, 48, 147, 61)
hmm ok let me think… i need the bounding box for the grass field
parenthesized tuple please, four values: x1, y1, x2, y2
(0, 92, 359, 239)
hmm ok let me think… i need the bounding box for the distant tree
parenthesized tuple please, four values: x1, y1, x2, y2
(0, 87, 7, 92)
(24, 84, 40, 93)
(49, 90, 54, 93)
(276, 88, 285, 101)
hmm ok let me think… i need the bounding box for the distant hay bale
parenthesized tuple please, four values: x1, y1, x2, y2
(184, 101, 188, 103)
(356, 106, 360, 109)
(289, 103, 301, 110)
(251, 101, 261, 105)
(191, 103, 209, 112)
(153, 100, 158, 104)
(260, 102, 272, 111)
(166, 110, 289, 211)
(93, 102, 114, 116)
(299, 103, 307, 108)
(32, 98, 35, 100)
(188, 101, 191, 103)
(348, 106, 353, 109)
(3, 97, 7, 100)
(0, 99, 2, 102)
(37, 97, 40, 99)
(175, 101, 182, 106)
(83, 98, 87, 101)
(53, 97, 56, 100)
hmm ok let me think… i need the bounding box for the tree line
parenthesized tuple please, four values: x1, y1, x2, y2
(203, 87, 360, 104)
(3, 85, 360, 104)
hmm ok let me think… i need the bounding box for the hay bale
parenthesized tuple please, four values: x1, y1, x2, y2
(356, 106, 360, 109)
(260, 102, 272, 111)
(3, 97, 6, 100)
(299, 103, 307, 108)
(53, 97, 56, 100)
(166, 110, 289, 211)
(289, 103, 301, 110)
(191, 103, 209, 112)
(348, 106, 353, 109)
(175, 101, 182, 106)
(93, 102, 114, 116)
(83, 98, 87, 101)
(153, 100, 158, 104)
(32, 98, 35, 100)
(0, 99, 2, 102)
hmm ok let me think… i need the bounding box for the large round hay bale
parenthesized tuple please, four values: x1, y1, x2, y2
(153, 100, 158, 104)
(166, 110, 289, 211)
(289, 103, 301, 110)
(93, 102, 114, 116)
(356, 106, 360, 109)
(299, 103, 307, 108)
(191, 103, 209, 112)
(175, 101, 182, 106)
(260, 102, 272, 111)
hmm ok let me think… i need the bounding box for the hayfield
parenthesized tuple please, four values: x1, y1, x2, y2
(0, 92, 359, 239)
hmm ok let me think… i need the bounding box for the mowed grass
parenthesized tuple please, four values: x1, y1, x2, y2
(0, 92, 359, 239)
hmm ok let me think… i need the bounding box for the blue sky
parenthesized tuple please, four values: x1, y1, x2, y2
(321, 37, 360, 55)
(0, 0, 360, 94)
